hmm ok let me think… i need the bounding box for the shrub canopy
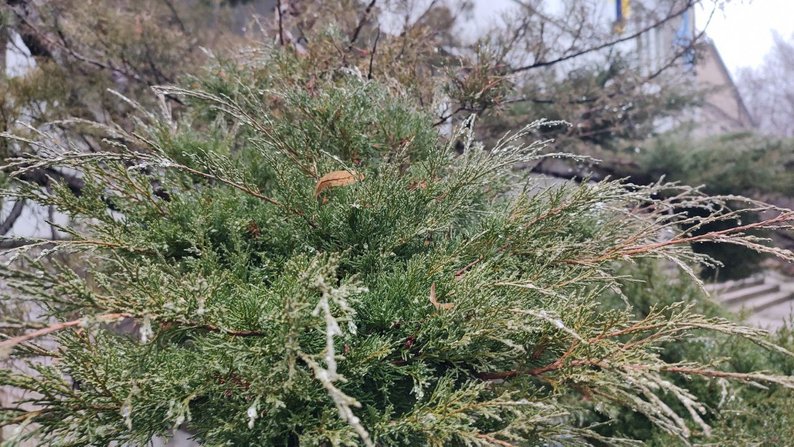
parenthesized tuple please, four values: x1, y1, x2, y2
(1, 51, 794, 447)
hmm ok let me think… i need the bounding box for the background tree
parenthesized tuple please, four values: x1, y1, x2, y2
(737, 32, 794, 138)
(0, 0, 263, 240)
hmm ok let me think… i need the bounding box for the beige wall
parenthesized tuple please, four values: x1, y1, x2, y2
(695, 41, 755, 136)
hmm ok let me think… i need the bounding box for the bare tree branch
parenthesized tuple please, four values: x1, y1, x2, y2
(348, 0, 376, 49)
(160, 0, 187, 34)
(276, 0, 285, 46)
(367, 27, 380, 80)
(0, 198, 25, 235)
(509, 1, 695, 74)
(0, 313, 131, 352)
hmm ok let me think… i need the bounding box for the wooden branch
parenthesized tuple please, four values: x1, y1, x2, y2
(577, 210, 794, 265)
(6, 0, 53, 57)
(348, 0, 376, 49)
(0, 313, 269, 356)
(0, 198, 26, 235)
(367, 27, 380, 80)
(477, 341, 581, 380)
(475, 433, 517, 447)
(0, 313, 131, 352)
(0, 237, 54, 249)
(645, 28, 706, 82)
(276, 0, 285, 46)
(160, 0, 188, 34)
(17, 167, 86, 196)
(6, 3, 146, 84)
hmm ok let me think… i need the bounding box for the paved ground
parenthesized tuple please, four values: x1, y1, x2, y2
(710, 271, 794, 331)
(746, 299, 794, 330)
(744, 277, 794, 330)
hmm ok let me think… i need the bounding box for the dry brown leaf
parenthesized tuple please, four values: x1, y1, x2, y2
(314, 170, 363, 197)
(246, 220, 261, 238)
(429, 283, 454, 310)
(408, 180, 428, 191)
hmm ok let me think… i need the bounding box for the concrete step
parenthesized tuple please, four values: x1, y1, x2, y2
(767, 270, 794, 285)
(718, 282, 781, 306)
(729, 289, 794, 314)
(705, 274, 765, 294)
(746, 299, 794, 330)
(708, 271, 794, 330)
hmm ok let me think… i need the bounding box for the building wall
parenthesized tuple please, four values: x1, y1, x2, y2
(609, 0, 754, 136)
(694, 40, 755, 136)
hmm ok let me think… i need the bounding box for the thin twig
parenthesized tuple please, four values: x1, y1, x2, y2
(10, 10, 146, 84)
(577, 210, 794, 265)
(348, 0, 376, 49)
(0, 313, 131, 352)
(367, 27, 380, 80)
(160, 0, 187, 34)
(276, 0, 285, 46)
(475, 433, 517, 447)
(0, 198, 26, 235)
(171, 162, 316, 228)
(0, 313, 271, 355)
(509, 1, 695, 74)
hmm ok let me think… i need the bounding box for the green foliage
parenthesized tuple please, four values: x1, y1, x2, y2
(637, 132, 794, 279)
(473, 49, 701, 164)
(640, 132, 794, 197)
(598, 261, 794, 443)
(1, 50, 794, 447)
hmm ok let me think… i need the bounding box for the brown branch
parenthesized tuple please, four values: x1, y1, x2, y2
(645, 28, 706, 82)
(16, 167, 85, 196)
(476, 369, 521, 380)
(3, 409, 46, 426)
(475, 433, 517, 447)
(367, 27, 380, 80)
(477, 318, 728, 381)
(433, 106, 465, 127)
(608, 211, 793, 261)
(348, 0, 376, 49)
(276, 0, 285, 46)
(0, 237, 54, 249)
(6, 0, 53, 57)
(476, 316, 794, 383)
(0, 198, 25, 235)
(477, 341, 581, 380)
(405, 0, 440, 32)
(160, 0, 187, 34)
(656, 366, 775, 381)
(170, 162, 316, 228)
(0, 313, 131, 352)
(0, 313, 271, 355)
(6, 4, 147, 84)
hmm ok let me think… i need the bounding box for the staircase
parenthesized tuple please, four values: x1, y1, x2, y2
(707, 272, 794, 329)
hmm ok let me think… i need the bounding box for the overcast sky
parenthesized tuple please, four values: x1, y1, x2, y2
(471, 0, 794, 77)
(696, 0, 794, 75)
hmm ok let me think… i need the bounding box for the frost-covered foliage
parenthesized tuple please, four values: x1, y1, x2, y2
(1, 51, 794, 446)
